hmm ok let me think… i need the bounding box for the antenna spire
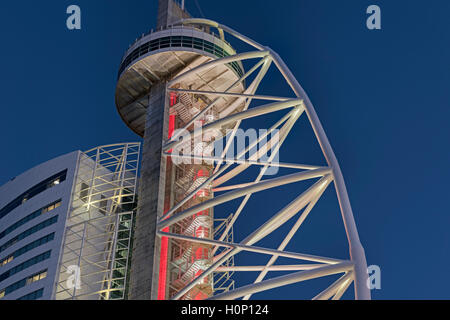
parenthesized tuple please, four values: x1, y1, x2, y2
(157, 0, 191, 28)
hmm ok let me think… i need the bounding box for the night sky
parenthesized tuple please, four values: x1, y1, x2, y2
(0, 0, 449, 299)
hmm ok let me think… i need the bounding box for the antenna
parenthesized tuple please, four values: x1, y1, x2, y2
(194, 0, 205, 18)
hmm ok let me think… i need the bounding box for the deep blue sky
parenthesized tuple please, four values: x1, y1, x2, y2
(0, 0, 449, 299)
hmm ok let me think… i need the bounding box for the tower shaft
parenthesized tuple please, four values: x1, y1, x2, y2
(128, 83, 169, 300)
(127, 0, 216, 300)
(127, 0, 182, 300)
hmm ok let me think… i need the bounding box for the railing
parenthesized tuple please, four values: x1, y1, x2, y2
(125, 24, 231, 53)
(118, 30, 244, 79)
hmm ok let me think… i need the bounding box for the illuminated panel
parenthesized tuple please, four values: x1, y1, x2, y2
(157, 223, 169, 300)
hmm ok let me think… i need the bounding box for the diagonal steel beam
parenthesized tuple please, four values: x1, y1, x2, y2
(163, 99, 303, 151)
(158, 231, 344, 264)
(169, 175, 333, 300)
(210, 262, 354, 300)
(157, 168, 331, 230)
(243, 178, 330, 300)
(168, 56, 269, 142)
(313, 272, 354, 300)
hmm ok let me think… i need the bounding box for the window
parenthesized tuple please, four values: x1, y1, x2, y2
(0, 233, 55, 267)
(17, 288, 43, 300)
(0, 170, 67, 221)
(0, 216, 58, 254)
(1, 256, 13, 266)
(0, 269, 47, 299)
(0, 200, 61, 241)
(0, 251, 51, 283)
(26, 270, 47, 285)
(80, 183, 89, 202)
(118, 35, 242, 77)
(99, 195, 108, 215)
(0, 290, 4, 298)
(42, 200, 61, 214)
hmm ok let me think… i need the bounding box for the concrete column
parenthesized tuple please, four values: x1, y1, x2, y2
(128, 82, 169, 300)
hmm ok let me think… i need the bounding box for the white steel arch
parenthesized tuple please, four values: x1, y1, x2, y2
(158, 18, 370, 300)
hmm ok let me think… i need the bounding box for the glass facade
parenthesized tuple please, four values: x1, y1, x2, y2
(0, 269, 47, 298)
(0, 233, 55, 267)
(55, 143, 140, 300)
(0, 200, 61, 241)
(0, 251, 51, 283)
(102, 212, 135, 300)
(0, 216, 58, 254)
(17, 288, 44, 300)
(119, 36, 244, 78)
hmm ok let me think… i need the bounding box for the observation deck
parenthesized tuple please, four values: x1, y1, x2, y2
(115, 25, 245, 137)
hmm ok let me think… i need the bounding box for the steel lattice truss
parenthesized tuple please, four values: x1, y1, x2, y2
(158, 19, 370, 300)
(56, 143, 140, 300)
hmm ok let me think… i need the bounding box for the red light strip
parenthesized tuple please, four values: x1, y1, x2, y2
(157, 226, 169, 300)
(157, 108, 177, 300)
(168, 115, 176, 138)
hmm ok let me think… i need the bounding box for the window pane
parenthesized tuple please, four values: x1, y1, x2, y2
(80, 183, 89, 201)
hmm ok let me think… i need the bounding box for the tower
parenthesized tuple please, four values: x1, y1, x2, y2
(116, 0, 370, 300)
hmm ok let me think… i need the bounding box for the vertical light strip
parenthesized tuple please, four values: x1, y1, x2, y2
(158, 96, 177, 300)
